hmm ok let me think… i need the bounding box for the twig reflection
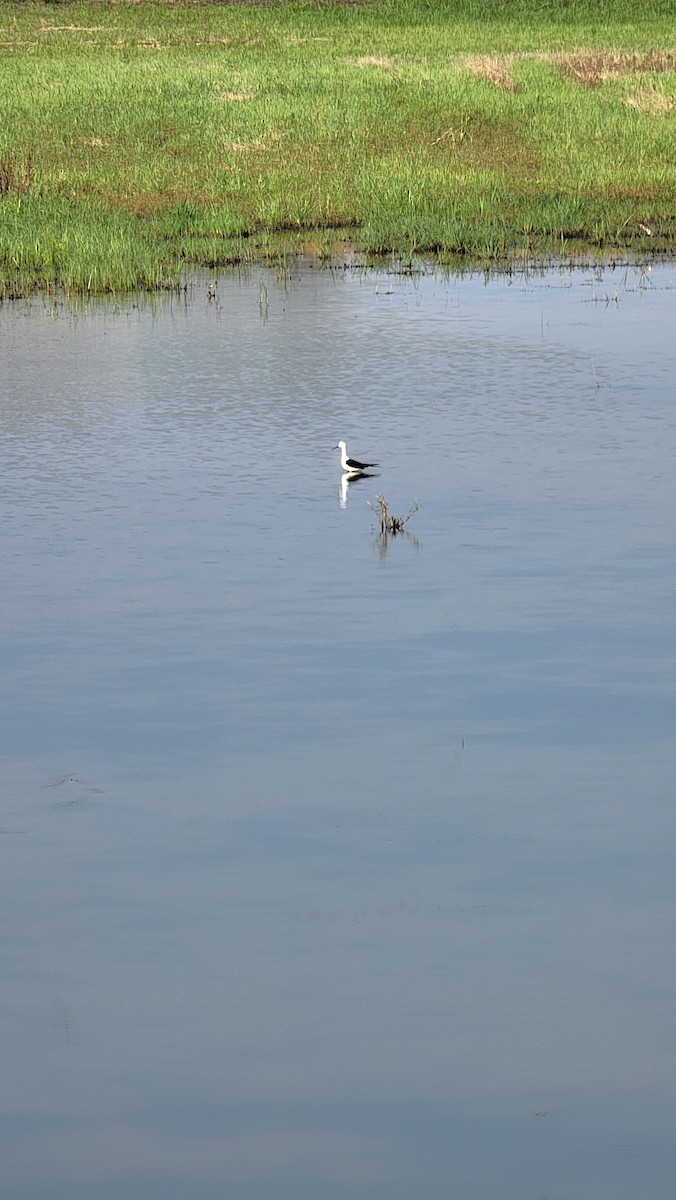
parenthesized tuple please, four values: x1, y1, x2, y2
(373, 527, 422, 560)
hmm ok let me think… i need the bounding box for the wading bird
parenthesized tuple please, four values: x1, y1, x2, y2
(334, 440, 379, 474)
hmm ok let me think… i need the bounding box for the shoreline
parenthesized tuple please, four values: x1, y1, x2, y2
(0, 0, 674, 296)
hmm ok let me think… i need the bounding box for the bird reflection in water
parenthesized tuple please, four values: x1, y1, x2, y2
(340, 470, 374, 509)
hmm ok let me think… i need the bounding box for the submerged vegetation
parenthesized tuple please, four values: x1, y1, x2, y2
(0, 0, 674, 293)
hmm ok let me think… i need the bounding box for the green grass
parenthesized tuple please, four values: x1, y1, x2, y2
(0, 0, 674, 293)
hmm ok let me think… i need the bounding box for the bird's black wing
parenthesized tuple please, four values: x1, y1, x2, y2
(346, 457, 378, 470)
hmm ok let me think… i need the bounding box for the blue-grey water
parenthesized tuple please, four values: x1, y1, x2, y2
(1, 262, 675, 1200)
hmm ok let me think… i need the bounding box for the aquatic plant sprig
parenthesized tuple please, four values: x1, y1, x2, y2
(369, 493, 422, 536)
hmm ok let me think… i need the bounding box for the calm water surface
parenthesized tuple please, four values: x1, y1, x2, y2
(1, 262, 675, 1200)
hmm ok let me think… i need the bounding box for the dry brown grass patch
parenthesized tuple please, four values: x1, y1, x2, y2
(459, 49, 676, 90)
(0, 149, 34, 196)
(215, 88, 256, 101)
(39, 25, 104, 34)
(231, 138, 267, 152)
(348, 55, 398, 69)
(624, 86, 674, 114)
(554, 49, 676, 86)
(462, 54, 517, 92)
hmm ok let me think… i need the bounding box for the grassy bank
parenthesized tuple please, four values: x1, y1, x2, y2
(0, 0, 674, 294)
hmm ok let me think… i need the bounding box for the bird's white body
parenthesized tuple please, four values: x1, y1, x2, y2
(334, 440, 378, 473)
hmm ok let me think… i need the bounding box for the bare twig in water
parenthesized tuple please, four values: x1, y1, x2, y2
(369, 493, 421, 535)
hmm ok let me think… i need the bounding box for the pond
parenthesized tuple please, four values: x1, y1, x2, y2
(1, 260, 675, 1200)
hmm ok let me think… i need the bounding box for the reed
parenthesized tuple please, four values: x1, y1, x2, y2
(0, 0, 673, 293)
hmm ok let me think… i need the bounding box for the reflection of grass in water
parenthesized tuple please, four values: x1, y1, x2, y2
(0, 0, 674, 293)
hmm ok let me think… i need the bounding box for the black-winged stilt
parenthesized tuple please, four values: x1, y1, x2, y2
(334, 440, 379, 473)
